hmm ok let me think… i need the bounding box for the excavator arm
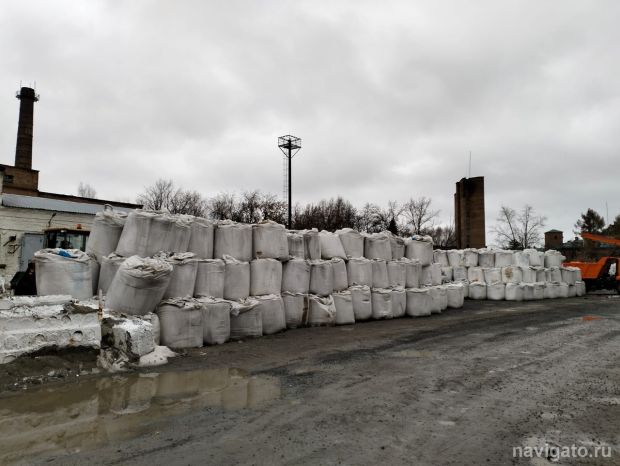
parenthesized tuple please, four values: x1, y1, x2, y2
(581, 232, 620, 247)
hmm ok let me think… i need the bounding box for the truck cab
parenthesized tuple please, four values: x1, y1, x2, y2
(564, 257, 620, 293)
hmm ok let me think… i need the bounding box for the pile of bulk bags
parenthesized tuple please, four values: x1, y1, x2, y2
(230, 299, 262, 340)
(287, 232, 305, 259)
(215, 220, 252, 262)
(194, 259, 225, 298)
(336, 228, 364, 258)
(307, 295, 337, 326)
(157, 296, 234, 347)
(35, 204, 586, 353)
(157, 298, 203, 348)
(34, 249, 94, 299)
(188, 217, 215, 259)
(253, 221, 288, 260)
(250, 259, 282, 296)
(302, 229, 321, 260)
(159, 252, 199, 298)
(333, 290, 355, 324)
(319, 231, 347, 260)
(406, 235, 433, 265)
(223, 256, 250, 300)
(98, 253, 126, 295)
(198, 297, 231, 345)
(255, 295, 286, 334)
(86, 205, 127, 261)
(116, 210, 192, 258)
(106, 256, 173, 315)
(364, 233, 392, 261)
(441, 247, 585, 301)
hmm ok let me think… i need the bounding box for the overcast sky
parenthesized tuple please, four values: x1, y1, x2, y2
(1, 0, 619, 242)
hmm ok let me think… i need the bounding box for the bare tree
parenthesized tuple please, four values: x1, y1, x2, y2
(492, 204, 546, 249)
(235, 190, 263, 224)
(355, 203, 384, 233)
(137, 179, 174, 211)
(403, 197, 440, 235)
(169, 190, 209, 217)
(324, 197, 358, 231)
(429, 224, 457, 248)
(208, 191, 287, 224)
(384, 200, 405, 235)
(209, 192, 236, 220)
(260, 193, 287, 224)
(520, 204, 546, 248)
(137, 178, 208, 217)
(293, 197, 358, 231)
(493, 206, 520, 249)
(78, 182, 97, 199)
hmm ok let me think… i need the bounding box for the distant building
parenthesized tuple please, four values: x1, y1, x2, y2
(544, 229, 563, 250)
(0, 87, 140, 280)
(543, 229, 620, 261)
(559, 235, 619, 261)
(454, 176, 486, 248)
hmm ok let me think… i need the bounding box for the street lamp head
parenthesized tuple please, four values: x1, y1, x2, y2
(278, 135, 302, 157)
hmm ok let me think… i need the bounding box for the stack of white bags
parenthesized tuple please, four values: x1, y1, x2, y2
(33, 207, 579, 350)
(433, 248, 585, 301)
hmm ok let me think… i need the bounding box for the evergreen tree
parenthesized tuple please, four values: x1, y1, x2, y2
(574, 209, 605, 235)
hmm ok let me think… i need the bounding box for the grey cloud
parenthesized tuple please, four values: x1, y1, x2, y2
(1, 0, 619, 239)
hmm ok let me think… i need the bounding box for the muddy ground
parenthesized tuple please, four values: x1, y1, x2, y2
(1, 296, 619, 465)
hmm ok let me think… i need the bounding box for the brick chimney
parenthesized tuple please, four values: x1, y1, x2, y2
(15, 87, 39, 170)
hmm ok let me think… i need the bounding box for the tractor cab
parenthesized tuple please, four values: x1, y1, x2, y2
(43, 227, 89, 251)
(10, 226, 90, 295)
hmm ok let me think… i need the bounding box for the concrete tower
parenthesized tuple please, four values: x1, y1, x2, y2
(454, 176, 486, 248)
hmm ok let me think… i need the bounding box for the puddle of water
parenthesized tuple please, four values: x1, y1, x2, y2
(0, 367, 280, 465)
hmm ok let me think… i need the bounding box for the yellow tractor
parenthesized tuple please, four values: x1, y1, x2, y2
(10, 226, 90, 295)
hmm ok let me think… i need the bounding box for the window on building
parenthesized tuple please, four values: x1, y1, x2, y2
(3, 174, 14, 184)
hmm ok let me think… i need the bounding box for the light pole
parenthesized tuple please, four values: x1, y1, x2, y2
(278, 135, 302, 229)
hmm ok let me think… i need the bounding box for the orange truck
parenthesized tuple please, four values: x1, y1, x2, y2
(563, 232, 620, 293)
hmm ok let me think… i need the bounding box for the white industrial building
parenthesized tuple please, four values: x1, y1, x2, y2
(0, 187, 135, 281)
(0, 87, 140, 285)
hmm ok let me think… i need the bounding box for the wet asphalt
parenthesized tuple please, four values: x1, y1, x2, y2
(1, 295, 619, 466)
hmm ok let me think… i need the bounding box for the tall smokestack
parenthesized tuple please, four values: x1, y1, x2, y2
(15, 86, 39, 170)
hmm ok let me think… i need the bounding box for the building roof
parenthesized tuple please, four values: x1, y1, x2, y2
(545, 229, 563, 233)
(37, 191, 141, 209)
(1, 193, 134, 215)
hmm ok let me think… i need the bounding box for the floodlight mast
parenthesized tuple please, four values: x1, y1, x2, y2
(278, 135, 302, 229)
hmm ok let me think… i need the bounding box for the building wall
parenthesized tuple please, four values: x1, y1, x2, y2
(0, 164, 39, 195)
(0, 205, 95, 280)
(544, 231, 563, 250)
(455, 176, 486, 248)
